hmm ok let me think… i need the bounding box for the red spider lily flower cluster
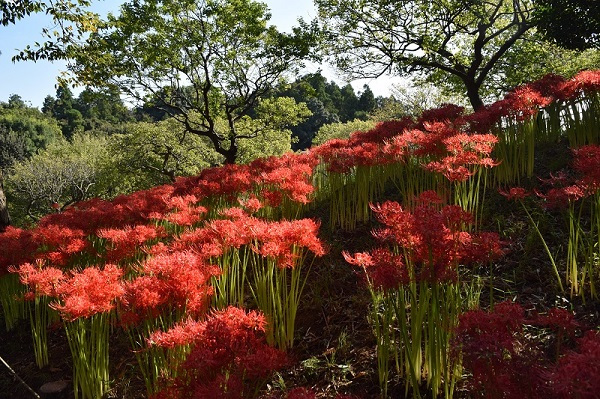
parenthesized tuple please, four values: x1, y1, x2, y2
(536, 307, 580, 338)
(13, 262, 124, 320)
(455, 302, 598, 399)
(312, 113, 500, 183)
(175, 212, 325, 268)
(453, 301, 546, 399)
(548, 330, 600, 399)
(51, 264, 124, 321)
(149, 307, 287, 399)
(0, 227, 37, 276)
(425, 132, 499, 181)
(171, 152, 319, 207)
(11, 261, 66, 299)
(498, 186, 530, 201)
(512, 145, 600, 210)
(121, 250, 219, 324)
(417, 104, 465, 126)
(573, 144, 600, 193)
(98, 224, 167, 262)
(344, 191, 503, 287)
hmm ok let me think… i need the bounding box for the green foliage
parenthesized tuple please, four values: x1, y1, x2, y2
(533, 0, 600, 50)
(6, 134, 116, 222)
(370, 82, 467, 122)
(494, 37, 600, 95)
(227, 97, 311, 163)
(71, 0, 318, 164)
(0, 98, 62, 162)
(5, 0, 101, 62)
(274, 73, 376, 149)
(316, 0, 535, 110)
(430, 30, 600, 100)
(110, 119, 221, 189)
(313, 119, 376, 146)
(0, 127, 28, 170)
(74, 87, 134, 132)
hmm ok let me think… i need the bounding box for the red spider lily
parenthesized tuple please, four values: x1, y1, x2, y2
(238, 196, 262, 214)
(463, 106, 502, 134)
(150, 307, 287, 399)
(367, 195, 501, 283)
(51, 264, 124, 321)
(286, 387, 317, 399)
(310, 119, 414, 173)
(535, 186, 586, 209)
(147, 317, 205, 349)
(253, 219, 326, 267)
(502, 85, 553, 121)
(567, 70, 600, 97)
(98, 224, 167, 262)
(453, 301, 546, 399)
(536, 308, 580, 338)
(0, 227, 37, 275)
(358, 118, 414, 142)
(425, 132, 499, 181)
(121, 251, 218, 323)
(417, 104, 465, 126)
(35, 184, 176, 234)
(344, 248, 409, 291)
(498, 187, 530, 201)
(24, 225, 93, 267)
(165, 195, 200, 210)
(412, 122, 458, 157)
(467, 232, 505, 264)
(573, 144, 600, 192)
(527, 73, 569, 99)
(548, 330, 600, 399)
(11, 261, 66, 299)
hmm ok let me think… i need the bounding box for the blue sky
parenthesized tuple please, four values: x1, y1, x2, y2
(0, 0, 398, 108)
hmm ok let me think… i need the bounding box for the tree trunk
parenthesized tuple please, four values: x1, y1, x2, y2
(0, 170, 11, 232)
(465, 80, 485, 111)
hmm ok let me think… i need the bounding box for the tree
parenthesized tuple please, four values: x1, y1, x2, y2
(289, 98, 339, 150)
(75, 87, 133, 130)
(110, 119, 222, 187)
(50, 85, 84, 139)
(316, 0, 536, 110)
(3, 0, 101, 62)
(71, 0, 317, 164)
(0, 98, 62, 159)
(312, 118, 376, 146)
(6, 134, 116, 221)
(339, 84, 358, 122)
(357, 85, 376, 119)
(0, 169, 9, 231)
(533, 0, 600, 50)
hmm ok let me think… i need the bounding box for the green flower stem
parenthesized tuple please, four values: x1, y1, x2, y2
(519, 200, 565, 293)
(64, 313, 110, 399)
(0, 273, 26, 331)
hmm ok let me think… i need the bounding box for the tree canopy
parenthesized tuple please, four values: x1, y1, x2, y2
(533, 0, 600, 50)
(316, 0, 536, 110)
(71, 0, 318, 164)
(2, 0, 101, 62)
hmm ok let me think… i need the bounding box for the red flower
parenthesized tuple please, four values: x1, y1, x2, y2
(498, 187, 530, 201)
(549, 330, 600, 399)
(454, 301, 546, 399)
(52, 264, 124, 321)
(286, 387, 317, 399)
(151, 307, 287, 399)
(12, 261, 65, 298)
(573, 144, 600, 192)
(537, 307, 579, 337)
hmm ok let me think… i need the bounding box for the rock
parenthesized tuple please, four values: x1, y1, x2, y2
(39, 380, 69, 399)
